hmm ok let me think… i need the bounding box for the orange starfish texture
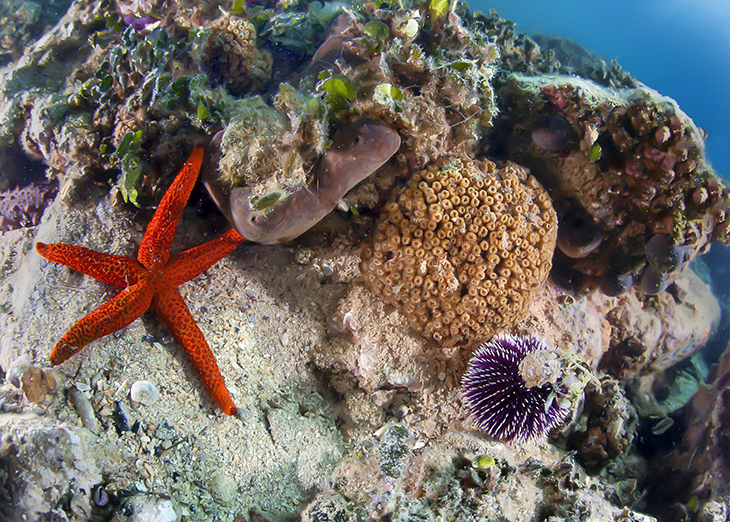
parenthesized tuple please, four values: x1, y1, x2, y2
(36, 146, 246, 415)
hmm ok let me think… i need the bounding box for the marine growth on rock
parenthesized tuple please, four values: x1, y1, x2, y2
(205, 116, 400, 243)
(494, 73, 730, 295)
(0, 180, 58, 231)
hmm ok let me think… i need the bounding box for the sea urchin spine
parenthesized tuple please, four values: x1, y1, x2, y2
(461, 334, 569, 443)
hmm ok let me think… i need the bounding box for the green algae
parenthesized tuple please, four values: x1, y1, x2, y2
(113, 130, 144, 206)
(589, 142, 602, 163)
(429, 0, 452, 18)
(253, 192, 283, 211)
(378, 424, 411, 480)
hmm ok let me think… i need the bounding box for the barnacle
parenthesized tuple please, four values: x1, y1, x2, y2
(360, 156, 557, 346)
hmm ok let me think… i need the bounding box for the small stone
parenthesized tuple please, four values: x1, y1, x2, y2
(321, 262, 334, 276)
(114, 493, 179, 522)
(371, 389, 396, 408)
(69, 385, 100, 434)
(69, 493, 92, 519)
(209, 472, 237, 504)
(92, 485, 109, 507)
(6, 354, 32, 387)
(75, 381, 92, 393)
(130, 381, 160, 406)
(21, 367, 63, 404)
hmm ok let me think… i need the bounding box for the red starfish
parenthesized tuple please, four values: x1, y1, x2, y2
(36, 146, 246, 415)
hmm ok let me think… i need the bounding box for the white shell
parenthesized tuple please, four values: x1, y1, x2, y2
(130, 380, 160, 406)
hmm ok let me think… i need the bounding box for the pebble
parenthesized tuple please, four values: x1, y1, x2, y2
(21, 367, 63, 404)
(321, 262, 334, 276)
(69, 385, 100, 434)
(209, 472, 237, 504)
(6, 354, 32, 387)
(92, 485, 109, 507)
(130, 381, 160, 406)
(114, 493, 179, 522)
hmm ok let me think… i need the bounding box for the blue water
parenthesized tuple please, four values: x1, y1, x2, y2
(471, 0, 730, 179)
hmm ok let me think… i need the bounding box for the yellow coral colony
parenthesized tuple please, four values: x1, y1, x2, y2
(361, 158, 557, 347)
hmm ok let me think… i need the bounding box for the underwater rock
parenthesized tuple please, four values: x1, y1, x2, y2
(568, 376, 639, 472)
(110, 493, 179, 522)
(311, 284, 433, 396)
(472, 10, 560, 77)
(599, 270, 634, 297)
(646, 344, 730, 515)
(532, 34, 638, 89)
(523, 279, 612, 370)
(316, 427, 657, 521)
(206, 117, 400, 243)
(601, 270, 720, 379)
(301, 495, 359, 522)
(0, 416, 103, 521)
(0, 0, 720, 519)
(361, 157, 557, 346)
(302, 2, 500, 171)
(0, 0, 72, 66)
(493, 73, 730, 294)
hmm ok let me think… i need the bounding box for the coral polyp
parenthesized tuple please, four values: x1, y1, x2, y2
(360, 157, 557, 347)
(461, 334, 569, 443)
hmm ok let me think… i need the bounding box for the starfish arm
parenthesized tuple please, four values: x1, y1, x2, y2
(164, 229, 247, 287)
(36, 242, 144, 287)
(138, 146, 205, 269)
(49, 280, 155, 365)
(153, 286, 237, 415)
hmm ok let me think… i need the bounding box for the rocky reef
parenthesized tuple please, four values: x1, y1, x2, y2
(491, 73, 730, 297)
(0, 0, 729, 521)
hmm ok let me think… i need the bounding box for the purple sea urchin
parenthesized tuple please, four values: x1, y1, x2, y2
(461, 334, 569, 442)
